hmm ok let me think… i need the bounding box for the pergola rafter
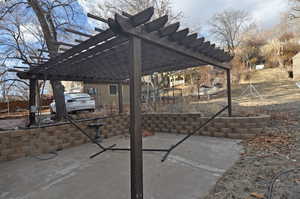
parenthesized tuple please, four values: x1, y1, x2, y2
(18, 7, 231, 83)
(17, 7, 233, 199)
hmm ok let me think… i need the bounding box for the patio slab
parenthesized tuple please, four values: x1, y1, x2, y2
(0, 133, 242, 199)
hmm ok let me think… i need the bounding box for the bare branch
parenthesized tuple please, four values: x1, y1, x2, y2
(208, 9, 251, 56)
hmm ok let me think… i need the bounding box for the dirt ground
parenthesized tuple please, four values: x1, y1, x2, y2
(202, 119, 300, 199)
(201, 76, 300, 198)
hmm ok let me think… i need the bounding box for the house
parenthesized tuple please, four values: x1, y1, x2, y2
(293, 52, 300, 80)
(83, 82, 130, 111)
(62, 81, 84, 93)
(169, 74, 185, 87)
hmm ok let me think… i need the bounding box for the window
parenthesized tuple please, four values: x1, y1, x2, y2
(109, 84, 117, 96)
(87, 88, 97, 95)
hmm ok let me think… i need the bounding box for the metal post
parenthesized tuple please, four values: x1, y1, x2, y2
(129, 36, 143, 199)
(118, 83, 123, 114)
(226, 69, 232, 117)
(173, 86, 175, 104)
(28, 79, 37, 126)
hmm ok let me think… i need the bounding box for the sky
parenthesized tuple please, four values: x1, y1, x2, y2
(78, 0, 289, 32)
(172, 0, 289, 30)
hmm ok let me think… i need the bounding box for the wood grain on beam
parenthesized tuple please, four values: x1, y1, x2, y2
(54, 41, 75, 47)
(122, 11, 132, 18)
(95, 27, 105, 32)
(64, 28, 92, 37)
(75, 39, 84, 43)
(129, 7, 154, 26)
(87, 13, 108, 23)
(159, 22, 180, 37)
(144, 15, 168, 33)
(197, 41, 210, 51)
(181, 33, 197, 46)
(169, 28, 189, 42)
(189, 37, 204, 48)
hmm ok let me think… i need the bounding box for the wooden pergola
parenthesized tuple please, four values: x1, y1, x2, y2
(18, 7, 233, 199)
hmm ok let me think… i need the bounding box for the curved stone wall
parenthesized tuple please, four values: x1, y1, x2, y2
(142, 113, 270, 139)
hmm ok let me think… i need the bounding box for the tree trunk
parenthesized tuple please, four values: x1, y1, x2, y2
(51, 80, 66, 120)
(28, 0, 66, 121)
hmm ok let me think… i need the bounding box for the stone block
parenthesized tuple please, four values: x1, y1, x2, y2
(233, 128, 249, 135)
(244, 123, 258, 128)
(227, 122, 240, 128)
(62, 143, 71, 148)
(221, 128, 231, 133)
(207, 126, 218, 132)
(227, 133, 241, 139)
(240, 133, 256, 139)
(7, 152, 26, 161)
(1, 148, 13, 156)
(214, 132, 225, 137)
(248, 128, 263, 135)
(1, 137, 10, 144)
(202, 131, 212, 136)
(0, 155, 7, 161)
(213, 122, 225, 128)
(179, 129, 189, 134)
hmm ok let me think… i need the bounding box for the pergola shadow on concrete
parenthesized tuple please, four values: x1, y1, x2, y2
(18, 7, 233, 199)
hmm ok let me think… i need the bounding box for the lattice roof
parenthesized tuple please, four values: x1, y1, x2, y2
(18, 7, 232, 83)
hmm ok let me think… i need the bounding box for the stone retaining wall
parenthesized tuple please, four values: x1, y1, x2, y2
(0, 114, 129, 162)
(0, 113, 270, 162)
(142, 113, 270, 139)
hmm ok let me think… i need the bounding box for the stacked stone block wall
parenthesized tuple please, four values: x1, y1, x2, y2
(0, 113, 270, 162)
(0, 114, 129, 162)
(142, 113, 270, 139)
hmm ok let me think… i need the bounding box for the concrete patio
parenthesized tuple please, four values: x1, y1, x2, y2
(0, 133, 242, 199)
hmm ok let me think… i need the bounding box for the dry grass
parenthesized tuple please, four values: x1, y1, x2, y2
(239, 68, 289, 84)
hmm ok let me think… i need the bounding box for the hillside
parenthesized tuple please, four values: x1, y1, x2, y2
(239, 68, 291, 84)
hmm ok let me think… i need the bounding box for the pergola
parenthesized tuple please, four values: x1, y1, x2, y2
(18, 7, 233, 199)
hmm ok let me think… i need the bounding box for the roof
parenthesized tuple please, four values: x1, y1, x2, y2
(18, 7, 232, 83)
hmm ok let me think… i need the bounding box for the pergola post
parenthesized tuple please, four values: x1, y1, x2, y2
(226, 69, 232, 117)
(28, 79, 37, 126)
(118, 83, 123, 114)
(129, 36, 143, 199)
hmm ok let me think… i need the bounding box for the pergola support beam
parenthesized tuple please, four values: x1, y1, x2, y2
(129, 36, 143, 199)
(64, 28, 92, 38)
(226, 69, 232, 117)
(28, 79, 37, 126)
(118, 83, 123, 114)
(87, 13, 109, 23)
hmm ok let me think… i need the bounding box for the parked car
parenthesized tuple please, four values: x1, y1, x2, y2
(50, 93, 95, 114)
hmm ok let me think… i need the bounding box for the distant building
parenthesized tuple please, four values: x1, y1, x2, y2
(169, 74, 185, 87)
(255, 65, 265, 70)
(62, 81, 83, 93)
(292, 52, 300, 80)
(83, 82, 130, 111)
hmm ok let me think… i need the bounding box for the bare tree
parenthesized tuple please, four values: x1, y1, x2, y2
(79, 0, 183, 108)
(208, 9, 251, 56)
(289, 0, 300, 19)
(0, 0, 81, 121)
(82, 0, 182, 23)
